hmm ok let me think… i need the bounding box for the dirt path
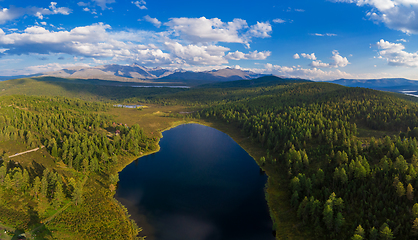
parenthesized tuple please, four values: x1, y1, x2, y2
(9, 146, 44, 158)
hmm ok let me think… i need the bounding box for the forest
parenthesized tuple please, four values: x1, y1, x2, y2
(1, 76, 418, 239)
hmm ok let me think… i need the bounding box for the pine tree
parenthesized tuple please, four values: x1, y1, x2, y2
(369, 227, 378, 240)
(32, 176, 41, 198)
(53, 181, 65, 209)
(323, 204, 333, 230)
(407, 183, 414, 201)
(0, 165, 6, 183)
(380, 225, 394, 240)
(351, 234, 363, 240)
(413, 203, 418, 218)
(354, 225, 365, 238)
(396, 181, 406, 197)
(41, 175, 48, 197)
(72, 181, 83, 206)
(334, 212, 345, 232)
(412, 218, 418, 236)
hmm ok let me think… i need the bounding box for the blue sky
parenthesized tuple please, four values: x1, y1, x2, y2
(1, 0, 418, 80)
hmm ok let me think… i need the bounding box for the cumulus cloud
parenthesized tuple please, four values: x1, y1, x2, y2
(165, 17, 271, 46)
(301, 53, 317, 60)
(143, 15, 161, 28)
(225, 50, 271, 60)
(248, 21, 272, 38)
(264, 63, 353, 80)
(309, 50, 350, 68)
(331, 0, 418, 34)
(164, 41, 229, 65)
(293, 53, 300, 59)
(376, 39, 418, 67)
(0, 22, 274, 67)
(0, 23, 172, 65)
(132, 0, 147, 10)
(273, 18, 286, 23)
(0, 2, 71, 24)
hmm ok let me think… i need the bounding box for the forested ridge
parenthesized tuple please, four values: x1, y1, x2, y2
(0, 95, 156, 239)
(2, 76, 418, 239)
(195, 82, 418, 239)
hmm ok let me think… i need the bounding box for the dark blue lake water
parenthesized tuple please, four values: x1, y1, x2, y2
(115, 124, 274, 240)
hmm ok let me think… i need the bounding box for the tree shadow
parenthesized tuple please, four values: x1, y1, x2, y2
(28, 160, 45, 179)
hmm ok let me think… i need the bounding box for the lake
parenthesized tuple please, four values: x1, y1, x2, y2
(115, 124, 274, 240)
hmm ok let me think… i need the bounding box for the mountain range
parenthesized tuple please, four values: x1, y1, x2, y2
(38, 64, 265, 83)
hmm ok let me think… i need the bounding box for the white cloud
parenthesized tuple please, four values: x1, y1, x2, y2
(83, 7, 90, 12)
(301, 53, 317, 60)
(273, 18, 286, 23)
(132, 0, 147, 10)
(264, 63, 352, 80)
(376, 39, 418, 67)
(165, 17, 272, 46)
(331, 0, 418, 34)
(93, 0, 115, 10)
(293, 53, 300, 59)
(40, 22, 47, 25)
(165, 17, 248, 44)
(248, 21, 272, 38)
(164, 41, 229, 65)
(397, 38, 407, 42)
(309, 50, 350, 68)
(77, 2, 89, 7)
(143, 15, 161, 28)
(311, 33, 337, 36)
(1, 62, 91, 76)
(225, 50, 271, 60)
(0, 23, 171, 65)
(0, 3, 71, 24)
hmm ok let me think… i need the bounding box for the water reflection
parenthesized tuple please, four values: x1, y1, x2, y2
(115, 124, 274, 240)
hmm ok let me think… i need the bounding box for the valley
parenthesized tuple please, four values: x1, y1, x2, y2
(1, 75, 418, 240)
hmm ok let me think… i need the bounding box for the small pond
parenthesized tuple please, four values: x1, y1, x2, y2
(115, 124, 274, 240)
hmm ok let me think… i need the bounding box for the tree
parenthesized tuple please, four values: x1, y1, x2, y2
(72, 181, 84, 206)
(380, 225, 394, 240)
(412, 218, 418, 236)
(369, 227, 378, 240)
(323, 204, 333, 230)
(0, 165, 6, 183)
(110, 174, 119, 185)
(351, 234, 363, 240)
(41, 175, 48, 197)
(90, 157, 99, 172)
(407, 183, 414, 201)
(32, 176, 41, 198)
(334, 212, 345, 232)
(355, 225, 365, 238)
(413, 203, 418, 218)
(53, 181, 65, 209)
(396, 181, 406, 197)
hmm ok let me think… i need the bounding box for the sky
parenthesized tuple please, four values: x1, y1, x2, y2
(1, 0, 418, 80)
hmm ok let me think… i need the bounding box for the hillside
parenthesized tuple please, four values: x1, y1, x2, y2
(2, 76, 418, 239)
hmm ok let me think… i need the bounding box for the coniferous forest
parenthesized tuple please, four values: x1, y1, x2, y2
(1, 76, 418, 239)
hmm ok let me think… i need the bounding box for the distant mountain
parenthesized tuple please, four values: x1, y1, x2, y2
(0, 74, 42, 81)
(43, 64, 173, 82)
(41, 64, 265, 83)
(329, 78, 418, 89)
(198, 75, 311, 88)
(161, 68, 264, 82)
